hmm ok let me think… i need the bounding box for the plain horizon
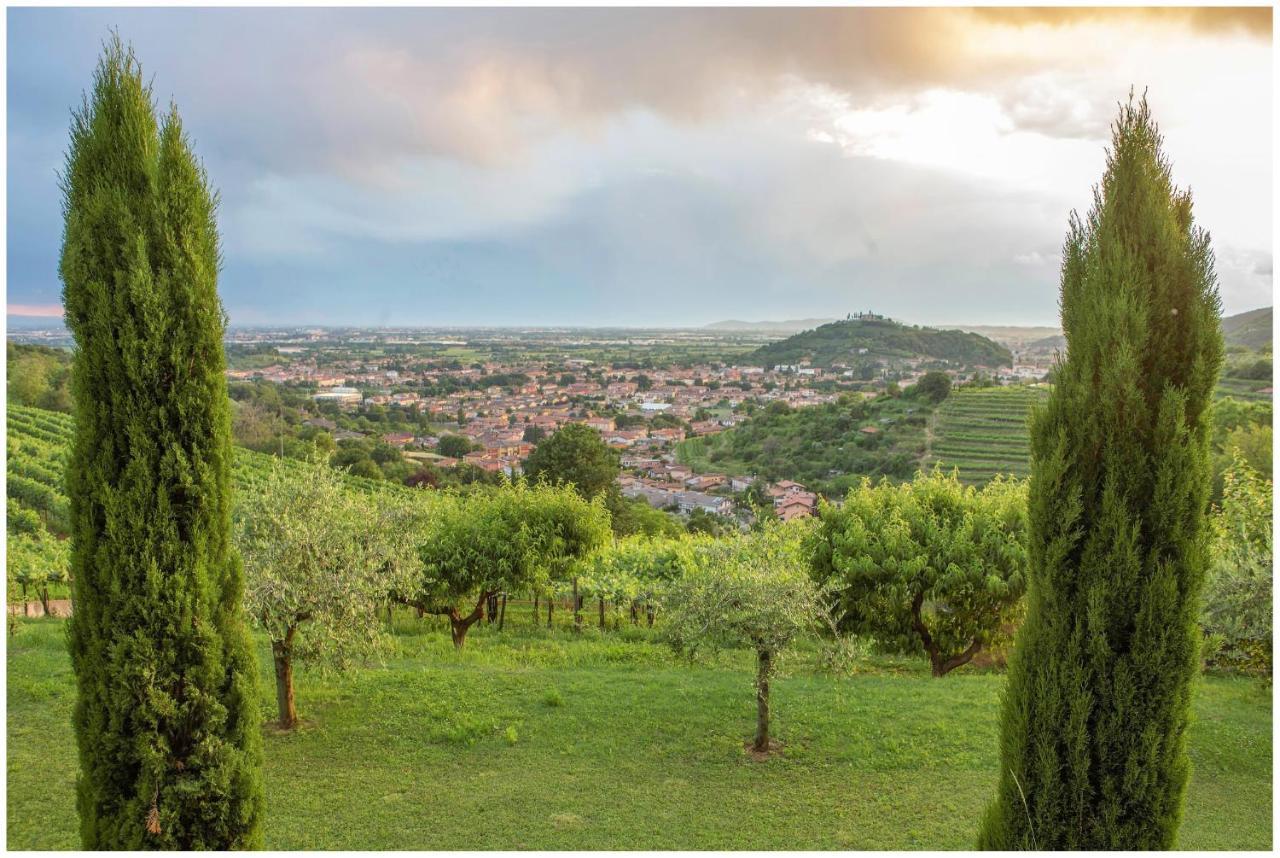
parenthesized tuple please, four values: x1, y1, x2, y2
(7, 7, 1273, 328)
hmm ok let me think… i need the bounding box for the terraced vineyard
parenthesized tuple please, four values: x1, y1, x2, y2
(6, 404, 399, 598)
(926, 386, 1050, 484)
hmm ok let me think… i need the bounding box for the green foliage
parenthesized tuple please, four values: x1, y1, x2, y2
(1201, 455, 1272, 675)
(748, 316, 1012, 369)
(59, 39, 263, 848)
(236, 457, 423, 669)
(810, 471, 1027, 677)
(661, 523, 829, 748)
(579, 536, 685, 607)
(405, 482, 611, 643)
(1208, 396, 1271, 499)
(676, 394, 929, 494)
(980, 96, 1223, 850)
(437, 433, 477, 459)
(685, 507, 733, 537)
(662, 524, 820, 658)
(6, 529, 71, 625)
(524, 423, 620, 500)
(911, 371, 952, 404)
(6, 343, 73, 412)
(604, 491, 685, 538)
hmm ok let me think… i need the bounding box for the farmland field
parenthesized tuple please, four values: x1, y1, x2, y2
(6, 618, 1271, 850)
(1217, 376, 1272, 402)
(926, 386, 1050, 484)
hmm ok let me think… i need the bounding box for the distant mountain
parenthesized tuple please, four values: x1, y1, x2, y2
(703, 318, 837, 333)
(1027, 333, 1066, 352)
(953, 325, 1062, 349)
(1222, 306, 1271, 350)
(746, 315, 1013, 368)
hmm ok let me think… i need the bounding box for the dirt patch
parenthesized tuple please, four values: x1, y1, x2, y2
(262, 717, 318, 736)
(7, 599, 72, 618)
(743, 738, 784, 761)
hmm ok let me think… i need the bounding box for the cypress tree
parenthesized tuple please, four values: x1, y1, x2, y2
(61, 37, 264, 848)
(978, 94, 1222, 849)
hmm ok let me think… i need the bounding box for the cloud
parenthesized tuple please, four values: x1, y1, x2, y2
(970, 6, 1271, 37)
(5, 7, 1272, 326)
(8, 303, 64, 317)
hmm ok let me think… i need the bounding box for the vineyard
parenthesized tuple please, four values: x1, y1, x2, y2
(5, 404, 395, 612)
(925, 386, 1050, 484)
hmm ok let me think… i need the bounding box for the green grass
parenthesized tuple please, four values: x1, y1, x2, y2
(7, 617, 1271, 850)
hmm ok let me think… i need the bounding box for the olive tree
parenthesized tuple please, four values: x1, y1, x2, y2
(810, 470, 1027, 677)
(662, 524, 823, 753)
(398, 481, 610, 647)
(236, 458, 424, 728)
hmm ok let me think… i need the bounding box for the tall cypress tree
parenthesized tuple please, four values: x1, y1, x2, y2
(978, 95, 1222, 849)
(61, 37, 264, 848)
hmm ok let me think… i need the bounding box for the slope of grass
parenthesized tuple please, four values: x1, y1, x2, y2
(7, 618, 1271, 850)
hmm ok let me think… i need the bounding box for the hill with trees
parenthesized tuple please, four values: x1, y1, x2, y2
(1222, 306, 1272, 350)
(745, 315, 1012, 369)
(675, 392, 932, 495)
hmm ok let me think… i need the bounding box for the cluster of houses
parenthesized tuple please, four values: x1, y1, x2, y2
(617, 470, 821, 524)
(766, 480, 819, 521)
(225, 333, 1054, 522)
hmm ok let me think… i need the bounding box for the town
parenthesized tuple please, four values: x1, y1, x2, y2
(208, 320, 1058, 525)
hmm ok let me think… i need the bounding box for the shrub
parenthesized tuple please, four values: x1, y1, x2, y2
(1202, 455, 1272, 675)
(810, 470, 1027, 677)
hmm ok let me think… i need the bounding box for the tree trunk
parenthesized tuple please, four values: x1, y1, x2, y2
(598, 597, 606, 629)
(630, 600, 638, 625)
(448, 591, 492, 649)
(39, 586, 51, 618)
(547, 599, 554, 629)
(272, 632, 299, 729)
(21, 583, 29, 617)
(646, 604, 655, 627)
(754, 648, 772, 751)
(533, 594, 540, 626)
(498, 593, 507, 631)
(572, 577, 582, 631)
(910, 588, 982, 677)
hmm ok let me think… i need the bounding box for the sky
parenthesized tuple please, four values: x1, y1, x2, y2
(5, 6, 1274, 328)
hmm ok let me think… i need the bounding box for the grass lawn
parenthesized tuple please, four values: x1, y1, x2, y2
(7, 616, 1272, 850)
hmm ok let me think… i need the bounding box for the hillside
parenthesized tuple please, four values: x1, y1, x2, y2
(746, 316, 1012, 369)
(6, 404, 394, 555)
(1223, 306, 1272, 350)
(925, 386, 1050, 484)
(675, 394, 931, 496)
(999, 307, 1270, 355)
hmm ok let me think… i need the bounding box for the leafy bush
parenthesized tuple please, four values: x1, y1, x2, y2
(809, 470, 1027, 676)
(1202, 455, 1272, 675)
